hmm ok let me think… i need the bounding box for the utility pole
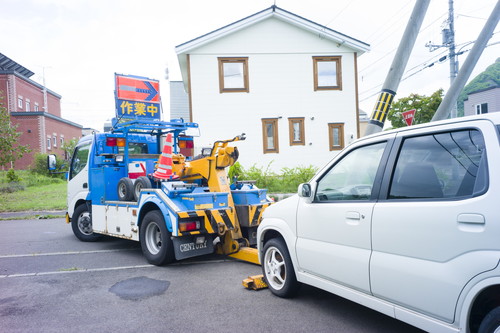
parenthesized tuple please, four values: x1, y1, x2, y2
(425, 0, 458, 117)
(364, 0, 430, 136)
(432, 0, 500, 121)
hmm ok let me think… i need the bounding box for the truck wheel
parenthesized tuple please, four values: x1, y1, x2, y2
(117, 177, 134, 201)
(140, 210, 174, 265)
(72, 204, 101, 242)
(262, 238, 300, 298)
(134, 176, 152, 201)
(479, 306, 500, 333)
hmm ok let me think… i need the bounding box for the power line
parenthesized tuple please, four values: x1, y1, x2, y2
(359, 40, 500, 102)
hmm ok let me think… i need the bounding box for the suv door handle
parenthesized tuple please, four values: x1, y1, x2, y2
(457, 213, 485, 224)
(346, 211, 361, 225)
(346, 211, 360, 220)
(457, 213, 485, 232)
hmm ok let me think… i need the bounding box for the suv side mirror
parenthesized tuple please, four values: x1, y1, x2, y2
(298, 183, 312, 198)
(47, 154, 57, 171)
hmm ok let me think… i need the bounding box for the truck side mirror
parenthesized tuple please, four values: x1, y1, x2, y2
(47, 154, 57, 171)
(298, 183, 312, 198)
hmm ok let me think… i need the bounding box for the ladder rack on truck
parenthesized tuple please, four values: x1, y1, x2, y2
(60, 118, 271, 266)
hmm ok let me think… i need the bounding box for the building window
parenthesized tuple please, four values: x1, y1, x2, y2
(47, 137, 52, 150)
(26, 99, 30, 112)
(53, 135, 57, 148)
(60, 136, 64, 147)
(313, 56, 342, 91)
(475, 103, 488, 114)
(328, 123, 344, 151)
(288, 117, 305, 146)
(262, 118, 279, 153)
(34, 103, 39, 111)
(218, 57, 249, 93)
(18, 96, 23, 109)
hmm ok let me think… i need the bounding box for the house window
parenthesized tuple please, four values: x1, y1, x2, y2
(60, 136, 64, 147)
(218, 57, 249, 93)
(47, 137, 52, 150)
(313, 56, 342, 91)
(18, 96, 23, 109)
(34, 103, 39, 111)
(53, 135, 57, 148)
(288, 117, 305, 146)
(26, 99, 31, 111)
(328, 123, 344, 151)
(262, 118, 279, 153)
(475, 103, 488, 114)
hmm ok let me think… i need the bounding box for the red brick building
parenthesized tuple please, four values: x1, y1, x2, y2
(0, 53, 82, 169)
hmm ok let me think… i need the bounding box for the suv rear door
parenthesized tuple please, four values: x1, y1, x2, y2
(370, 120, 500, 323)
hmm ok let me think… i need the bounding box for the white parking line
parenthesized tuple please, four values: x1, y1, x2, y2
(0, 248, 136, 259)
(0, 264, 155, 278)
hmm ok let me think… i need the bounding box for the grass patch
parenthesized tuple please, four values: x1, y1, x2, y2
(0, 170, 67, 212)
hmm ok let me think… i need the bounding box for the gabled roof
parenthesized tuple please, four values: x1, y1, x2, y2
(0, 53, 34, 78)
(176, 5, 370, 54)
(175, 6, 370, 88)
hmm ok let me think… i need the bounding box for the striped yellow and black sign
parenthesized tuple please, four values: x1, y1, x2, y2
(369, 89, 396, 127)
(248, 203, 271, 227)
(176, 209, 235, 236)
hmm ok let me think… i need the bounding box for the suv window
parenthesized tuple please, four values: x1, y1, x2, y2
(389, 129, 486, 199)
(315, 142, 387, 201)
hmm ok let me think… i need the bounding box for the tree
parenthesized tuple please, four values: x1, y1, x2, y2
(0, 94, 31, 168)
(387, 89, 443, 129)
(61, 138, 78, 161)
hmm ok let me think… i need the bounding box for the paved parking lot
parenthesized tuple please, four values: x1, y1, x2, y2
(0, 218, 423, 332)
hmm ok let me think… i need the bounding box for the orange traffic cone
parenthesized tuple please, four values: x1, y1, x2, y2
(153, 133, 178, 180)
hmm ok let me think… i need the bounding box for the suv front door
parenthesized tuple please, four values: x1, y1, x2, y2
(296, 139, 391, 293)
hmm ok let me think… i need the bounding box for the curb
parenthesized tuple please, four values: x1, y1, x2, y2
(0, 210, 66, 220)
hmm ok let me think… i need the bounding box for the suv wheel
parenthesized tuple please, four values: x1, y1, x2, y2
(479, 306, 500, 333)
(262, 238, 300, 298)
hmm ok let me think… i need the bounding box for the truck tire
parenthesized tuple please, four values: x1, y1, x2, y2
(72, 204, 101, 242)
(134, 176, 152, 202)
(117, 177, 134, 201)
(140, 210, 175, 265)
(262, 237, 301, 298)
(479, 306, 500, 333)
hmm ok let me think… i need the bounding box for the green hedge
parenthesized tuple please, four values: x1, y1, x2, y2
(230, 162, 318, 193)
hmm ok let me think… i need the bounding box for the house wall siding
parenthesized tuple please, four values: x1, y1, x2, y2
(463, 87, 500, 116)
(188, 18, 359, 170)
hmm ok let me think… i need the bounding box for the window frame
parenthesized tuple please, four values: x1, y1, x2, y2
(314, 141, 389, 203)
(18, 96, 23, 109)
(381, 128, 489, 201)
(218, 57, 249, 93)
(288, 117, 305, 146)
(313, 56, 342, 91)
(328, 123, 345, 151)
(262, 118, 279, 154)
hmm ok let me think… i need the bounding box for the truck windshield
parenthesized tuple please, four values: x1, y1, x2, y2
(69, 141, 91, 180)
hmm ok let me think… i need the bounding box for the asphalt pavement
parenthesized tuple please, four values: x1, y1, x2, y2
(0, 217, 424, 333)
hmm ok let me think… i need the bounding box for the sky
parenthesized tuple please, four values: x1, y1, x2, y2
(1, 0, 499, 131)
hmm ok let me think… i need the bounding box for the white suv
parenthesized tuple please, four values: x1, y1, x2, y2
(257, 113, 500, 333)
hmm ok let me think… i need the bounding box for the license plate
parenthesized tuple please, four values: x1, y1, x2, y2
(172, 234, 214, 260)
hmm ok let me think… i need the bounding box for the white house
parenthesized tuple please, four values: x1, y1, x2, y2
(175, 6, 370, 170)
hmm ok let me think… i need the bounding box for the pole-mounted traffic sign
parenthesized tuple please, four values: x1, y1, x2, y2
(115, 73, 161, 120)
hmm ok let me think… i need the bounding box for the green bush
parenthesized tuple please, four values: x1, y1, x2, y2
(31, 153, 67, 179)
(0, 169, 64, 188)
(6, 168, 21, 182)
(236, 162, 318, 193)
